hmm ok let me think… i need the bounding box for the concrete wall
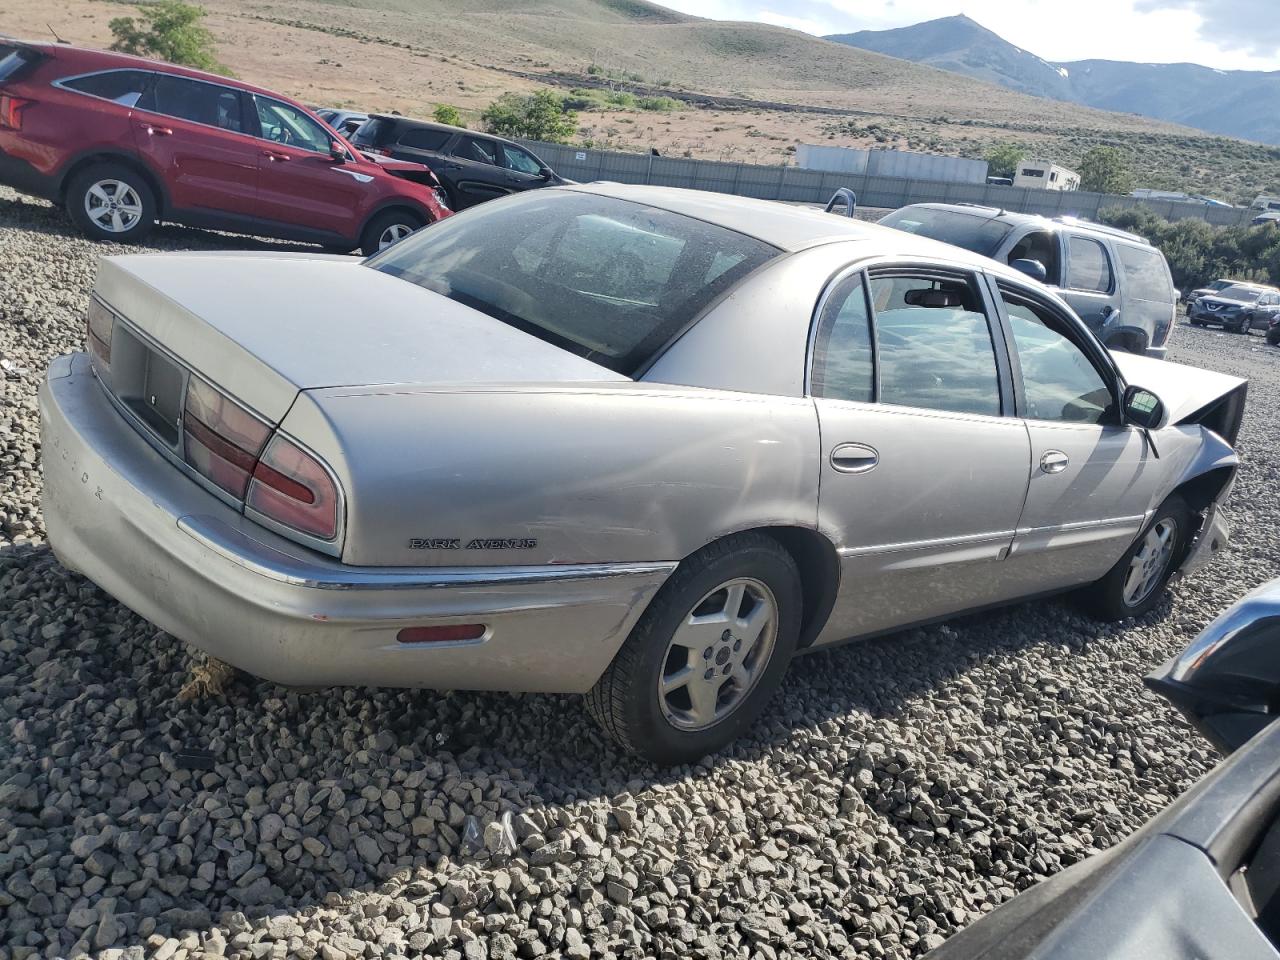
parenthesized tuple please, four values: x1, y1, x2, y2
(520, 140, 1254, 227)
(795, 144, 988, 184)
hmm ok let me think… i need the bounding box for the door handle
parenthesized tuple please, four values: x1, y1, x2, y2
(830, 442, 879, 474)
(137, 123, 173, 136)
(262, 151, 291, 162)
(1040, 450, 1070, 474)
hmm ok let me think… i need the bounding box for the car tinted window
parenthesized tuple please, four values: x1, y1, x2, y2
(1066, 236, 1113, 293)
(0, 45, 42, 84)
(879, 207, 1016, 258)
(398, 128, 451, 151)
(811, 273, 874, 403)
(367, 191, 778, 374)
(869, 274, 1001, 416)
(454, 137, 498, 165)
(1115, 244, 1172, 303)
(350, 116, 395, 146)
(502, 145, 543, 174)
(1007, 230, 1061, 284)
(253, 97, 330, 153)
(1001, 291, 1114, 424)
(61, 69, 152, 107)
(138, 75, 244, 131)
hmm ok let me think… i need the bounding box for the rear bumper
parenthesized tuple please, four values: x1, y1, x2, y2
(0, 146, 60, 202)
(39, 354, 674, 692)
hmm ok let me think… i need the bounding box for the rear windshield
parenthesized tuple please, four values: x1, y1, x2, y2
(879, 207, 1016, 258)
(350, 116, 395, 146)
(366, 191, 779, 374)
(0, 44, 42, 84)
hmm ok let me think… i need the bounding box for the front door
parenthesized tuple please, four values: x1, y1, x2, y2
(498, 142, 549, 193)
(131, 74, 261, 221)
(811, 267, 1032, 645)
(249, 95, 366, 240)
(995, 282, 1162, 591)
(443, 136, 511, 207)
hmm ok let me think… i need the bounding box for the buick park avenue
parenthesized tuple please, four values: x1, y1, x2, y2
(40, 185, 1246, 763)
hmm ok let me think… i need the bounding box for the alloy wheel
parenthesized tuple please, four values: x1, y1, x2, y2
(1123, 518, 1178, 607)
(377, 223, 415, 249)
(84, 180, 144, 235)
(658, 577, 778, 731)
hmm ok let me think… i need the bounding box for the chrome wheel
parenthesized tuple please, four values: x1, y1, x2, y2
(658, 577, 778, 731)
(377, 223, 414, 249)
(84, 180, 144, 234)
(1123, 518, 1178, 607)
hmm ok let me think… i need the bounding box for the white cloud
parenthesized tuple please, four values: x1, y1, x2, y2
(754, 9, 829, 34)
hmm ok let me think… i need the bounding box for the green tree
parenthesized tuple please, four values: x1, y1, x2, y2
(109, 0, 230, 74)
(985, 143, 1024, 180)
(432, 104, 463, 127)
(1079, 146, 1136, 195)
(481, 91, 577, 144)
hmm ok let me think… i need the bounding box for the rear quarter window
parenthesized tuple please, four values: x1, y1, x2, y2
(0, 44, 43, 83)
(398, 128, 451, 151)
(350, 117, 395, 146)
(59, 69, 152, 107)
(1116, 244, 1174, 304)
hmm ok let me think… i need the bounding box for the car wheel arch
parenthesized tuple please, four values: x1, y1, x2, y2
(58, 151, 169, 217)
(360, 201, 432, 235)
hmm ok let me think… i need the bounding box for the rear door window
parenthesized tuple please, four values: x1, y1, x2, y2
(453, 136, 499, 165)
(1115, 244, 1173, 304)
(60, 69, 153, 107)
(139, 75, 246, 132)
(398, 128, 452, 151)
(1066, 236, 1114, 293)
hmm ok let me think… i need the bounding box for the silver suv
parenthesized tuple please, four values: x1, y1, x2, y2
(881, 204, 1177, 358)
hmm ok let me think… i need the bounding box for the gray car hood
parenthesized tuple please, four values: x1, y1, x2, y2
(94, 252, 624, 420)
(1109, 351, 1246, 426)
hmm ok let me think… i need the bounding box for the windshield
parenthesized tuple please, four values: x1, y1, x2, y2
(1217, 285, 1264, 301)
(879, 206, 1016, 257)
(366, 191, 779, 374)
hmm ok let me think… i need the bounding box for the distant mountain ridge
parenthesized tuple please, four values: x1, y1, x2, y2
(826, 15, 1280, 145)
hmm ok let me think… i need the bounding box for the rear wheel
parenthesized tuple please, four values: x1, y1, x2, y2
(586, 533, 800, 764)
(359, 210, 424, 256)
(66, 162, 156, 244)
(1078, 495, 1191, 621)
(1267, 326, 1280, 346)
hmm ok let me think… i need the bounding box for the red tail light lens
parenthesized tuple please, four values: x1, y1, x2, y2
(0, 95, 31, 130)
(182, 378, 271, 499)
(86, 299, 114, 369)
(397, 624, 486, 644)
(246, 435, 339, 541)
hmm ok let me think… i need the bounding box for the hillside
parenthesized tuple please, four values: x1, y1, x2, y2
(5, 0, 1280, 202)
(828, 14, 1280, 146)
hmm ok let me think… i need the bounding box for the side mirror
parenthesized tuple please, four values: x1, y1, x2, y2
(330, 141, 347, 162)
(539, 168, 553, 181)
(1123, 384, 1166, 429)
(1010, 258, 1047, 283)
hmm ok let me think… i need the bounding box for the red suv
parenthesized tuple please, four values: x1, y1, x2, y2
(0, 42, 451, 253)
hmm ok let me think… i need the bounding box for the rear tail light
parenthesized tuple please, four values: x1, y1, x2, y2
(87, 299, 114, 369)
(182, 377, 271, 499)
(246, 435, 340, 541)
(0, 94, 31, 130)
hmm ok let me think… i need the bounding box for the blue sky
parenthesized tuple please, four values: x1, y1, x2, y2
(658, 0, 1280, 72)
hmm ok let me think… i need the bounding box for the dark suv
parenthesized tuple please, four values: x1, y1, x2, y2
(351, 116, 566, 210)
(0, 42, 450, 253)
(1188, 283, 1279, 334)
(880, 204, 1178, 358)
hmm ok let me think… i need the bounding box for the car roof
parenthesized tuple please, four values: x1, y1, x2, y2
(896, 202, 1152, 247)
(368, 114, 474, 137)
(563, 183, 1046, 278)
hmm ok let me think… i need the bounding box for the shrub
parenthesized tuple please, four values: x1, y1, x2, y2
(109, 0, 230, 75)
(432, 104, 462, 127)
(1079, 146, 1135, 195)
(985, 143, 1024, 179)
(481, 90, 577, 144)
(637, 96, 679, 112)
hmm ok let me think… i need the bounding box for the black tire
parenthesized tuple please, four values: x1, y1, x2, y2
(66, 162, 157, 244)
(1077, 495, 1191, 621)
(586, 532, 801, 765)
(1189, 318, 1203, 326)
(359, 209, 425, 256)
(1237, 315, 1253, 334)
(1267, 327, 1280, 346)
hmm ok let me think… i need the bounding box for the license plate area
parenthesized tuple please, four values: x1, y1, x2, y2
(110, 325, 187, 448)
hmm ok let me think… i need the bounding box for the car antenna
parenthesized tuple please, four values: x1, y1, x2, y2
(47, 23, 69, 43)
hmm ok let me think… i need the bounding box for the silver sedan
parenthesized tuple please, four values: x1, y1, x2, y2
(39, 184, 1245, 763)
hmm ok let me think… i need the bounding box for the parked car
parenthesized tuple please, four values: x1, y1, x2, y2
(313, 108, 368, 138)
(40, 184, 1246, 763)
(880, 204, 1179, 358)
(1188, 283, 1279, 334)
(349, 114, 567, 209)
(1186, 278, 1238, 312)
(924, 581, 1280, 960)
(0, 41, 449, 253)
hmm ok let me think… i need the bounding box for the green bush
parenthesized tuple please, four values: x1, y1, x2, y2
(637, 95, 679, 112)
(604, 90, 636, 108)
(1079, 146, 1135, 195)
(985, 143, 1024, 179)
(432, 104, 462, 127)
(109, 0, 230, 75)
(481, 90, 577, 144)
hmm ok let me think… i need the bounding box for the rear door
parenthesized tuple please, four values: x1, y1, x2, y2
(444, 135, 510, 207)
(1058, 233, 1118, 335)
(811, 265, 1032, 645)
(132, 73, 261, 221)
(248, 94, 366, 240)
(994, 279, 1161, 591)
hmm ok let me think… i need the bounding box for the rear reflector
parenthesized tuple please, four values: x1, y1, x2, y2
(246, 435, 340, 541)
(397, 624, 486, 644)
(182, 377, 271, 499)
(86, 299, 113, 369)
(0, 94, 31, 131)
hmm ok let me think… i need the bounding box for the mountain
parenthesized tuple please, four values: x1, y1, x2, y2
(827, 15, 1280, 145)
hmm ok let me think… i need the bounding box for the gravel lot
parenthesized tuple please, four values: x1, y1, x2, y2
(3, 184, 1279, 960)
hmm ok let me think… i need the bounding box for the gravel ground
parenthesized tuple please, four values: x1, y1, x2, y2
(3, 184, 1279, 960)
